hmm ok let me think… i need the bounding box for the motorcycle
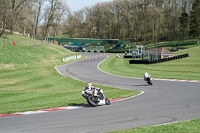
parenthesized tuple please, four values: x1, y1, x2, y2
(145, 77, 153, 85)
(82, 87, 110, 107)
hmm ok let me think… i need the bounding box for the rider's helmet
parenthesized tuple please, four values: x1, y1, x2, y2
(88, 82, 92, 86)
(144, 72, 150, 78)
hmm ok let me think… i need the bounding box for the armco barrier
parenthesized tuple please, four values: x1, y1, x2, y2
(62, 55, 81, 62)
(124, 55, 141, 58)
(129, 53, 189, 64)
(124, 55, 133, 58)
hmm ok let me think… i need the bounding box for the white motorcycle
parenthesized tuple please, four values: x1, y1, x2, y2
(144, 72, 153, 85)
(82, 87, 110, 107)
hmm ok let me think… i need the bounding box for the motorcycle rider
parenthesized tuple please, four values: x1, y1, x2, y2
(84, 82, 98, 96)
(84, 82, 94, 91)
(144, 72, 151, 81)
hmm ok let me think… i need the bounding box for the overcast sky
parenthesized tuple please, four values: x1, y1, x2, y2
(64, 0, 113, 12)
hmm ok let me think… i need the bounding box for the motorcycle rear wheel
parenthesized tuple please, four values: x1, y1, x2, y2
(87, 96, 98, 107)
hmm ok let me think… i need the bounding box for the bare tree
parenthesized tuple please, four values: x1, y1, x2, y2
(1, 0, 195, 43)
(0, 1, 11, 37)
(35, 0, 44, 37)
(10, 0, 27, 34)
(52, 2, 69, 41)
(43, 0, 67, 40)
(64, 0, 194, 43)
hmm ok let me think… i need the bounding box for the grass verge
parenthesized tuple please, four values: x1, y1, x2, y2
(100, 46, 200, 80)
(109, 119, 200, 133)
(0, 34, 140, 114)
(146, 39, 200, 50)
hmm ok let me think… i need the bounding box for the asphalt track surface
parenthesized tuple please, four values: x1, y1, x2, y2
(0, 53, 200, 133)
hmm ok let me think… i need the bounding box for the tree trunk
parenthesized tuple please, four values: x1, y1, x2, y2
(35, 0, 42, 38)
(0, 30, 5, 37)
(0, 16, 7, 37)
(53, 25, 57, 42)
(44, 24, 50, 41)
(10, 0, 16, 34)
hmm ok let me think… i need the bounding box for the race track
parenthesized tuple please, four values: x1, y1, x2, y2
(0, 53, 200, 133)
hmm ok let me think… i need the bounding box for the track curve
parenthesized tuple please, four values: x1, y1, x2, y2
(0, 53, 200, 133)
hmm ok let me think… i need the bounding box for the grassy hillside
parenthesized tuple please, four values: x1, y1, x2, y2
(146, 39, 200, 50)
(0, 34, 140, 114)
(99, 45, 200, 80)
(0, 41, 74, 69)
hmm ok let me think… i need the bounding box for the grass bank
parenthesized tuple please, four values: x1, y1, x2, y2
(0, 34, 140, 114)
(109, 119, 200, 133)
(100, 46, 200, 80)
(146, 39, 200, 50)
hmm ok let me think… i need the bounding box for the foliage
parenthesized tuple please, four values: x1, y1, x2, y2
(65, 0, 193, 42)
(43, 0, 69, 40)
(179, 12, 189, 39)
(190, 0, 200, 43)
(0, 0, 69, 38)
(1, 0, 199, 44)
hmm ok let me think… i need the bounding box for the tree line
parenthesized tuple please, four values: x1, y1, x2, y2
(0, 0, 69, 40)
(0, 0, 200, 43)
(66, 0, 200, 43)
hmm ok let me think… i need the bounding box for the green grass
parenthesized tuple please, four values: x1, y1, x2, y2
(109, 119, 200, 133)
(0, 34, 140, 114)
(103, 41, 200, 132)
(106, 39, 200, 52)
(0, 33, 43, 46)
(146, 39, 200, 50)
(100, 46, 200, 80)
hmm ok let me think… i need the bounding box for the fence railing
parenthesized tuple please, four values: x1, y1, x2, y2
(62, 55, 82, 62)
(129, 53, 189, 64)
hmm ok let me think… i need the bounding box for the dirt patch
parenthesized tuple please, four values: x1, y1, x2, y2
(0, 64, 15, 69)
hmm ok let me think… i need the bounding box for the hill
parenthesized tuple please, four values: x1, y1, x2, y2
(146, 39, 200, 51)
(0, 34, 139, 114)
(0, 34, 75, 69)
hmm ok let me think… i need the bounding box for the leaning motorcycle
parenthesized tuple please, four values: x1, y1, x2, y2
(145, 77, 153, 85)
(82, 87, 110, 107)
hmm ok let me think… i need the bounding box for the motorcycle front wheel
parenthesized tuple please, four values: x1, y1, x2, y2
(105, 98, 111, 105)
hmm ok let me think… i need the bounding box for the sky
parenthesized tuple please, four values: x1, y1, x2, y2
(64, 0, 113, 12)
